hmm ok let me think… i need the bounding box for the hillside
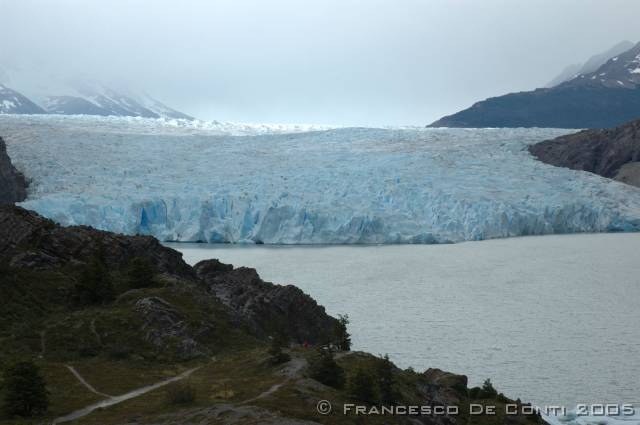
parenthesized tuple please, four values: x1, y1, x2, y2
(0, 204, 542, 425)
(429, 42, 640, 128)
(0, 138, 541, 424)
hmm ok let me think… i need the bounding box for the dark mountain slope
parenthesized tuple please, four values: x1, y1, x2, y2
(430, 42, 640, 129)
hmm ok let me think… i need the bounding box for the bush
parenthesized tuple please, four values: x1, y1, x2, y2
(308, 348, 345, 389)
(2, 360, 48, 417)
(347, 368, 376, 403)
(333, 314, 351, 351)
(127, 257, 156, 289)
(165, 382, 196, 405)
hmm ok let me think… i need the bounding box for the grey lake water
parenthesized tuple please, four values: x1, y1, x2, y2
(167, 233, 640, 408)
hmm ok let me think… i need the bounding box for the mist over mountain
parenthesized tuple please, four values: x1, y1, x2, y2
(546, 40, 634, 87)
(0, 65, 193, 120)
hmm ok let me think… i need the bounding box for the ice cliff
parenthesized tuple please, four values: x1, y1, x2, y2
(2, 115, 640, 244)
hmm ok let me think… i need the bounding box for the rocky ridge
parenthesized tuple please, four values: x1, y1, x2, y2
(0, 136, 28, 205)
(529, 117, 640, 187)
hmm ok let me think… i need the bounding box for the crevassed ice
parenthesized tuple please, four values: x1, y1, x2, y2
(2, 114, 640, 244)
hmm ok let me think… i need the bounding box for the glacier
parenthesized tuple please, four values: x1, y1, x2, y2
(2, 114, 640, 244)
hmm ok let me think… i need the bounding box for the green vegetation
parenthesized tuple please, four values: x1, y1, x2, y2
(308, 348, 345, 389)
(2, 360, 48, 418)
(346, 367, 376, 403)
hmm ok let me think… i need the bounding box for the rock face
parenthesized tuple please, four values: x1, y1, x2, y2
(429, 41, 640, 128)
(529, 117, 640, 187)
(195, 259, 338, 344)
(0, 136, 28, 204)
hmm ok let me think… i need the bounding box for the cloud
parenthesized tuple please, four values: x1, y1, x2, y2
(1, 0, 639, 125)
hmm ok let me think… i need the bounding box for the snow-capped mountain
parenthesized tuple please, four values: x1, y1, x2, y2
(0, 84, 45, 114)
(546, 40, 635, 87)
(563, 41, 640, 89)
(41, 82, 193, 119)
(0, 66, 194, 119)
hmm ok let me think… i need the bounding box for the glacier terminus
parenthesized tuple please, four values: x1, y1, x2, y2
(2, 114, 640, 244)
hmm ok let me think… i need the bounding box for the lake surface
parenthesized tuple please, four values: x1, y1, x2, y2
(167, 233, 640, 409)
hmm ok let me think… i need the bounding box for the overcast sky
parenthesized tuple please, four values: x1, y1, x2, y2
(1, 0, 640, 125)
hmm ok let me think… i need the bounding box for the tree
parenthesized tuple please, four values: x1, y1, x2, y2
(127, 257, 156, 289)
(347, 368, 376, 403)
(308, 348, 345, 389)
(377, 354, 399, 405)
(268, 332, 291, 365)
(333, 314, 351, 351)
(478, 378, 498, 398)
(2, 360, 48, 417)
(75, 256, 114, 304)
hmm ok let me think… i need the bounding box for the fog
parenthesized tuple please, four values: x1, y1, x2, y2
(1, 0, 639, 125)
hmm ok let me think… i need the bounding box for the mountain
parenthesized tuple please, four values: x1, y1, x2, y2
(41, 82, 194, 119)
(546, 40, 634, 87)
(429, 41, 640, 129)
(529, 116, 640, 187)
(0, 84, 46, 114)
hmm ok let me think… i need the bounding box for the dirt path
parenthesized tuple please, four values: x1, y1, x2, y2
(240, 356, 307, 405)
(65, 365, 111, 398)
(52, 367, 200, 424)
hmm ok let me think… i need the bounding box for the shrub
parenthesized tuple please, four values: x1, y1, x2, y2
(347, 368, 376, 403)
(333, 314, 351, 351)
(127, 257, 156, 289)
(308, 348, 345, 389)
(2, 360, 48, 417)
(165, 382, 196, 405)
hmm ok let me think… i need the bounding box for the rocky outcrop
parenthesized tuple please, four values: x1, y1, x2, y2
(0, 205, 194, 278)
(0, 136, 28, 204)
(194, 259, 338, 344)
(134, 296, 211, 360)
(529, 117, 640, 187)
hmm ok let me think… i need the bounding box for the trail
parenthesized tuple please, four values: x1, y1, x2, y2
(52, 367, 200, 424)
(240, 356, 306, 405)
(65, 365, 111, 398)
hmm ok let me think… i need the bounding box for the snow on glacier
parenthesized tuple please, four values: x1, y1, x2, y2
(2, 114, 640, 244)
